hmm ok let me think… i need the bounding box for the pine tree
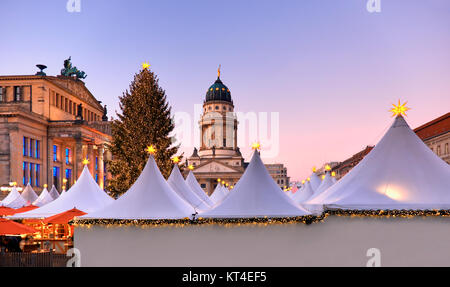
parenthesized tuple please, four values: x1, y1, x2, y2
(106, 67, 179, 196)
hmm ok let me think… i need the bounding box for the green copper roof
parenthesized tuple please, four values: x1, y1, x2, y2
(205, 77, 232, 103)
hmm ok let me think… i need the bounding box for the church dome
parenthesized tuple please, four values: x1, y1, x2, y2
(205, 77, 232, 103)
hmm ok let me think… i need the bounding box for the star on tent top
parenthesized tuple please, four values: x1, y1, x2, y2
(390, 100, 410, 117)
(146, 145, 156, 155)
(251, 142, 261, 151)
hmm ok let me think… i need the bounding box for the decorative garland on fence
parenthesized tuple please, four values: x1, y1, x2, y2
(72, 214, 326, 228)
(327, 209, 450, 218)
(72, 210, 450, 229)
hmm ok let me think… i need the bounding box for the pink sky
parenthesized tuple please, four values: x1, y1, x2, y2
(1, 0, 449, 180)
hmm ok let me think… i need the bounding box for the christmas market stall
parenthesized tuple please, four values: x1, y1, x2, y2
(9, 163, 113, 253)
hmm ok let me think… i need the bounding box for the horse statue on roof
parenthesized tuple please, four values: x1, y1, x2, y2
(61, 56, 87, 79)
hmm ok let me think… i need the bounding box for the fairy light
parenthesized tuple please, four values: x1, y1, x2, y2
(73, 215, 326, 228)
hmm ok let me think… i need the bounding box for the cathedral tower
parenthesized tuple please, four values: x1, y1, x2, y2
(186, 67, 245, 194)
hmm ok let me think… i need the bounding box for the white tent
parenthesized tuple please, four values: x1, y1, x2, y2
(168, 165, 211, 211)
(21, 183, 38, 204)
(287, 184, 301, 198)
(306, 115, 450, 210)
(0, 187, 27, 209)
(32, 187, 54, 207)
(201, 151, 311, 218)
(49, 185, 60, 200)
(11, 165, 114, 219)
(312, 172, 335, 197)
(80, 155, 195, 220)
(292, 181, 314, 204)
(209, 183, 228, 205)
(185, 171, 215, 206)
(309, 171, 321, 191)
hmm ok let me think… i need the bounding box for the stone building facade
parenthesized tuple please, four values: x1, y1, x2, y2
(0, 64, 111, 198)
(414, 112, 450, 164)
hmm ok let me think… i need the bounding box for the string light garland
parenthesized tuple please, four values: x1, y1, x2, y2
(327, 209, 450, 218)
(73, 215, 326, 228)
(72, 209, 450, 230)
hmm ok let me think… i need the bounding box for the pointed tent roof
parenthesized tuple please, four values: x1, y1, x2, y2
(168, 165, 211, 211)
(292, 181, 314, 204)
(209, 183, 228, 205)
(11, 166, 114, 219)
(185, 171, 215, 206)
(81, 156, 194, 220)
(309, 172, 321, 191)
(49, 185, 60, 200)
(21, 184, 38, 204)
(288, 184, 303, 198)
(312, 172, 335, 197)
(201, 151, 311, 218)
(1, 187, 27, 209)
(307, 115, 450, 210)
(32, 187, 54, 207)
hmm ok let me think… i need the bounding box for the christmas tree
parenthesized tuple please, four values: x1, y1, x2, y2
(107, 65, 179, 196)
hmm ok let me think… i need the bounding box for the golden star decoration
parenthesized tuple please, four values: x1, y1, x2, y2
(325, 164, 331, 171)
(312, 166, 317, 173)
(146, 145, 156, 155)
(251, 142, 261, 150)
(188, 165, 194, 170)
(82, 158, 89, 165)
(390, 100, 410, 117)
(142, 62, 150, 70)
(172, 156, 180, 164)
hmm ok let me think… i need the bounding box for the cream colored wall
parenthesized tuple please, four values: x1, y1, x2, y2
(75, 216, 450, 267)
(426, 132, 450, 164)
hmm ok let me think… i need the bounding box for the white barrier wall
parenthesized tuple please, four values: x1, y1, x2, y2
(74, 216, 450, 266)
